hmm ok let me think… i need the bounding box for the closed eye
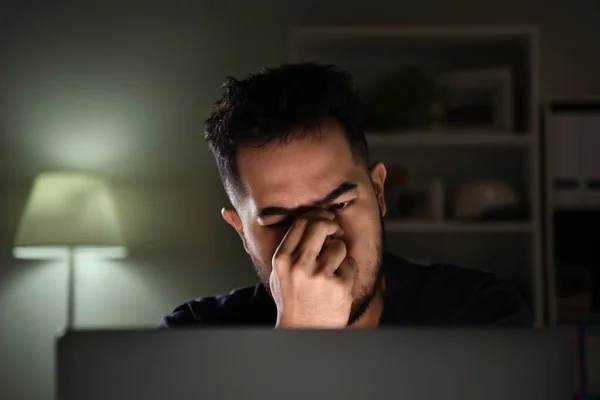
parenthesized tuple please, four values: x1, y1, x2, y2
(265, 200, 355, 229)
(266, 218, 294, 230)
(329, 200, 355, 211)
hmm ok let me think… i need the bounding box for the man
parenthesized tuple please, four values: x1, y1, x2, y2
(160, 63, 532, 329)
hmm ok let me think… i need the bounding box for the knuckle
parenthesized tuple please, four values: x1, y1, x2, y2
(311, 218, 334, 232)
(272, 252, 290, 268)
(294, 250, 315, 265)
(294, 216, 310, 228)
(290, 265, 310, 280)
(333, 279, 349, 293)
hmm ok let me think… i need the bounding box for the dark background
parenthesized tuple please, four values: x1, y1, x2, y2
(1, 1, 599, 398)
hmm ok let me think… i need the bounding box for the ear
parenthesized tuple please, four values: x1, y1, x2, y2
(369, 161, 387, 217)
(221, 207, 250, 254)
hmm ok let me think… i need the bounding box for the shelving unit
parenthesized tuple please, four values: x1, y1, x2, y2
(385, 220, 533, 234)
(366, 132, 532, 147)
(544, 99, 600, 327)
(290, 26, 543, 327)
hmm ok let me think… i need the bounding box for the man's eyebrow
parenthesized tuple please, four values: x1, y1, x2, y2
(320, 182, 358, 203)
(257, 182, 358, 219)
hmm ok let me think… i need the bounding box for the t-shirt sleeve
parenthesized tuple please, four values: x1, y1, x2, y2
(158, 301, 200, 328)
(451, 273, 533, 327)
(157, 285, 272, 328)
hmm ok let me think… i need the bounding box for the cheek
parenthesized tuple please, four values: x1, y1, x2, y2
(338, 198, 381, 259)
(247, 224, 286, 266)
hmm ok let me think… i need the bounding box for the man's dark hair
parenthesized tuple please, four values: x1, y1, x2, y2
(204, 62, 369, 196)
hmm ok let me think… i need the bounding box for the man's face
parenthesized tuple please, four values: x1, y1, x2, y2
(222, 119, 387, 325)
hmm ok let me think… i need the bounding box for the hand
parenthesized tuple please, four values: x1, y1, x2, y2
(270, 209, 358, 329)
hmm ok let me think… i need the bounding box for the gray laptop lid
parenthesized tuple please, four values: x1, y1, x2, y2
(57, 328, 576, 400)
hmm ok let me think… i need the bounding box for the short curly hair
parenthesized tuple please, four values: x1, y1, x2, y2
(204, 62, 370, 197)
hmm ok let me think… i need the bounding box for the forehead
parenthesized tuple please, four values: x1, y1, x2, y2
(235, 121, 361, 211)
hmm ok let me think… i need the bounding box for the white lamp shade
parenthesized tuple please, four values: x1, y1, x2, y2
(13, 171, 127, 259)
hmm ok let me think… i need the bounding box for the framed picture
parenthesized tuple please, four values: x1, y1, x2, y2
(440, 67, 513, 132)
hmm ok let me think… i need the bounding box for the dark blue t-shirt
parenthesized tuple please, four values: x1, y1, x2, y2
(159, 252, 533, 327)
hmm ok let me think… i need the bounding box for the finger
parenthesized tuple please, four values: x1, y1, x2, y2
(294, 218, 344, 264)
(276, 209, 335, 255)
(317, 238, 347, 275)
(336, 256, 358, 285)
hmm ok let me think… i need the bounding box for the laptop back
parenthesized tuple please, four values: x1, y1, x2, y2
(57, 328, 577, 400)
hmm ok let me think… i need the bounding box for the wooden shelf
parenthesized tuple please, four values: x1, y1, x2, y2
(366, 132, 532, 147)
(385, 220, 533, 234)
(291, 26, 538, 41)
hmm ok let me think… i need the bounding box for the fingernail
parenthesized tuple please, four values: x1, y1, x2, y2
(323, 211, 335, 219)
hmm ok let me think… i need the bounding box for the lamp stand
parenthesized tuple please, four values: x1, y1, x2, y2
(67, 247, 75, 329)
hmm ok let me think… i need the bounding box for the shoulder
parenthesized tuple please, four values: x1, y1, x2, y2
(158, 284, 276, 328)
(384, 253, 533, 326)
(420, 263, 533, 326)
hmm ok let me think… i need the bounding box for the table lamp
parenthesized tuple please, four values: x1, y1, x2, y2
(13, 171, 127, 329)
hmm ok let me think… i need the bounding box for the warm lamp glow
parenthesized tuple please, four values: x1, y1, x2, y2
(13, 171, 127, 259)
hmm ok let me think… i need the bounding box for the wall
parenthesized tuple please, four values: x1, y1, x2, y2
(0, 0, 599, 398)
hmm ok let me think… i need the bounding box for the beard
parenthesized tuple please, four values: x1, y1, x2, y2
(250, 216, 386, 327)
(346, 216, 385, 326)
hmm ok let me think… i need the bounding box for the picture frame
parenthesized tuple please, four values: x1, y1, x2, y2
(440, 67, 513, 132)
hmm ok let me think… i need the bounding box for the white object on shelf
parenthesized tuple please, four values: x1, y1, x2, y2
(452, 179, 519, 220)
